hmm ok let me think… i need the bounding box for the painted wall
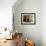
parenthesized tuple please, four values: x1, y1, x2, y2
(13, 0, 41, 46)
(0, 0, 16, 29)
(41, 0, 46, 46)
(0, 0, 16, 38)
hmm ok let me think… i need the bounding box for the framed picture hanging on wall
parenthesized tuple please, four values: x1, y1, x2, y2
(21, 13, 36, 25)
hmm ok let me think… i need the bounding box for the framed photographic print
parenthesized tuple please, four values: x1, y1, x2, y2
(21, 13, 36, 25)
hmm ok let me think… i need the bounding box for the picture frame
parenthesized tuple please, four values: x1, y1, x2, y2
(21, 13, 36, 25)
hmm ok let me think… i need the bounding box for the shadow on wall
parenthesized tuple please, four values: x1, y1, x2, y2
(12, 0, 24, 10)
(12, 0, 25, 33)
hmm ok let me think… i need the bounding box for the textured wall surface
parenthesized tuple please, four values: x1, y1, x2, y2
(13, 0, 41, 46)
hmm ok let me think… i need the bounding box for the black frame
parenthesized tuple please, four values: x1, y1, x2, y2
(21, 13, 36, 25)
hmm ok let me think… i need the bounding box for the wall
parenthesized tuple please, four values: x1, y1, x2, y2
(0, 0, 17, 38)
(41, 0, 46, 46)
(13, 0, 41, 46)
(0, 0, 16, 30)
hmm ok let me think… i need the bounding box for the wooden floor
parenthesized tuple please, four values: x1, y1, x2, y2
(0, 39, 16, 46)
